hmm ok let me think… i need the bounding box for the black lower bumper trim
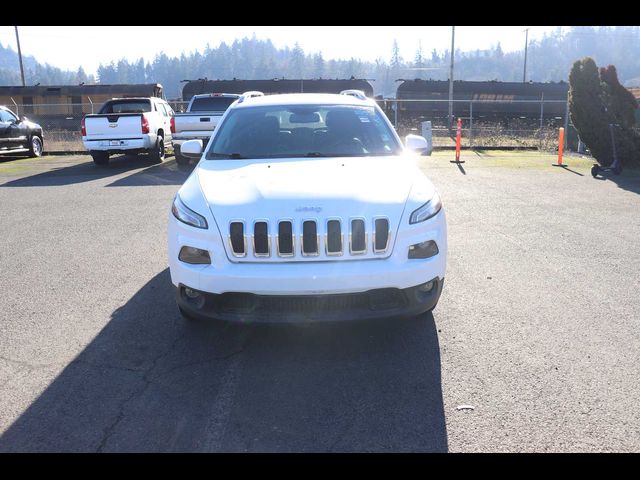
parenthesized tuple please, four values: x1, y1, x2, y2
(175, 278, 444, 323)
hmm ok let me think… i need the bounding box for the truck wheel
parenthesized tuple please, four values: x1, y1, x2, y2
(91, 151, 109, 166)
(29, 135, 43, 157)
(150, 134, 165, 163)
(591, 165, 599, 178)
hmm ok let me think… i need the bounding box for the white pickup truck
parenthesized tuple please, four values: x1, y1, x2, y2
(82, 97, 174, 166)
(168, 90, 447, 323)
(172, 93, 240, 165)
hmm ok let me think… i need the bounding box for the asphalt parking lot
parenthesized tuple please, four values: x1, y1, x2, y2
(0, 151, 639, 452)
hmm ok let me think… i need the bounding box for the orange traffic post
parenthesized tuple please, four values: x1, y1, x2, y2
(553, 127, 567, 167)
(450, 117, 465, 163)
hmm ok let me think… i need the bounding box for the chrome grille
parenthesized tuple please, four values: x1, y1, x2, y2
(350, 219, 367, 254)
(277, 220, 294, 256)
(229, 221, 246, 257)
(302, 220, 319, 256)
(253, 221, 270, 257)
(325, 219, 343, 256)
(373, 218, 390, 253)
(227, 216, 390, 259)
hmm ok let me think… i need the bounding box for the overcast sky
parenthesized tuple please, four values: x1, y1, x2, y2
(0, 26, 563, 75)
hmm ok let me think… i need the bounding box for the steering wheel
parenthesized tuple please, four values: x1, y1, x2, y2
(324, 136, 366, 154)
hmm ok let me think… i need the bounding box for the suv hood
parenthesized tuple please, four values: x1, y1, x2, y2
(196, 156, 423, 224)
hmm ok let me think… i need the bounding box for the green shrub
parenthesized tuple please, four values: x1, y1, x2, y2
(569, 58, 640, 166)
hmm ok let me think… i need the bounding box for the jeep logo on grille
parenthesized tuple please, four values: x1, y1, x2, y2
(295, 206, 322, 213)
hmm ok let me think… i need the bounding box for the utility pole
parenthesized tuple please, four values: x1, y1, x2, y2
(448, 26, 455, 130)
(523, 28, 529, 83)
(14, 26, 26, 87)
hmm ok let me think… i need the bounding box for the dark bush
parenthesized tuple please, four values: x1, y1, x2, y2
(569, 58, 640, 167)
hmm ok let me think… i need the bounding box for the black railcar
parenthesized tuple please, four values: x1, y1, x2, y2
(182, 78, 374, 102)
(391, 79, 568, 124)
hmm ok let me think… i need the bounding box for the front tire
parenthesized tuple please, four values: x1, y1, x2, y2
(150, 134, 165, 163)
(91, 151, 109, 166)
(29, 135, 43, 157)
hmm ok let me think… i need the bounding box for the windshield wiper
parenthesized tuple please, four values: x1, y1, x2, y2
(303, 152, 327, 157)
(209, 152, 249, 159)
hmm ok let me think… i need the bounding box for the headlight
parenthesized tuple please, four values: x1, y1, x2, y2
(171, 194, 208, 229)
(409, 192, 442, 224)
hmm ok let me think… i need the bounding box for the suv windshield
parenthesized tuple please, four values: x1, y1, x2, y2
(99, 99, 151, 114)
(205, 104, 402, 159)
(190, 96, 238, 112)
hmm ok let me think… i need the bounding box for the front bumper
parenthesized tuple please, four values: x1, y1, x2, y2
(168, 209, 447, 295)
(175, 278, 444, 323)
(168, 203, 448, 323)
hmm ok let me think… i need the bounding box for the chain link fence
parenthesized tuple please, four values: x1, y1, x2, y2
(380, 98, 576, 151)
(1, 101, 192, 151)
(3, 99, 577, 153)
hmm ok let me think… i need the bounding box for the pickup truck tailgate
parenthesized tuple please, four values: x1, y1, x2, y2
(174, 113, 221, 135)
(84, 114, 143, 139)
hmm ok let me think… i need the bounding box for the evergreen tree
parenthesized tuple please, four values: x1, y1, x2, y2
(390, 39, 401, 68)
(414, 41, 424, 79)
(600, 64, 638, 128)
(75, 66, 88, 84)
(291, 42, 305, 78)
(313, 52, 325, 78)
(569, 57, 639, 167)
(431, 48, 439, 65)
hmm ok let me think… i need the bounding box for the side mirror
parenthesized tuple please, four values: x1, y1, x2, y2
(181, 139, 203, 159)
(405, 134, 429, 154)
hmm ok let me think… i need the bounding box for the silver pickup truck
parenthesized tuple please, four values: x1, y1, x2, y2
(173, 93, 240, 165)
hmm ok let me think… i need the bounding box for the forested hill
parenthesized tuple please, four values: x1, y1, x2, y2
(0, 42, 94, 86)
(2, 26, 640, 99)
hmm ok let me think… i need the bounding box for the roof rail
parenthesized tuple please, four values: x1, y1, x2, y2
(340, 89, 367, 100)
(238, 91, 264, 103)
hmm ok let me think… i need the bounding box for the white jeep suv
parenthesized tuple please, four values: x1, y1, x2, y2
(168, 90, 447, 322)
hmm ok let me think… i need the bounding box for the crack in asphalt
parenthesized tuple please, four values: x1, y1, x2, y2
(95, 330, 187, 452)
(69, 358, 145, 374)
(0, 355, 63, 370)
(153, 347, 246, 379)
(200, 330, 251, 452)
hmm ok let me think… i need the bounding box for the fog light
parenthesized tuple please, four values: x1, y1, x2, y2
(179, 246, 211, 264)
(418, 280, 435, 293)
(181, 285, 206, 309)
(185, 287, 200, 299)
(408, 240, 438, 259)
